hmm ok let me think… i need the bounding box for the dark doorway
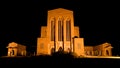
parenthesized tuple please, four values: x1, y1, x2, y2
(67, 48, 71, 53)
(51, 48, 55, 54)
(58, 47, 63, 52)
(106, 50, 109, 56)
(11, 49, 14, 56)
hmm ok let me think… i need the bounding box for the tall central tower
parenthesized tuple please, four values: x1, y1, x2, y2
(47, 8, 74, 52)
(37, 8, 85, 56)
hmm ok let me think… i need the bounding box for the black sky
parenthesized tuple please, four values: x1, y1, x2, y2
(0, 0, 120, 56)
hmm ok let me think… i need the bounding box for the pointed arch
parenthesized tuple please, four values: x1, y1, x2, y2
(66, 17, 71, 41)
(58, 17, 63, 41)
(51, 17, 55, 41)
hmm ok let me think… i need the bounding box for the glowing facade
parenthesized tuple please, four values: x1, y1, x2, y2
(85, 42, 113, 56)
(6, 42, 26, 56)
(37, 8, 113, 57)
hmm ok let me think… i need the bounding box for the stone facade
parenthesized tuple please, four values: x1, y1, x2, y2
(85, 42, 113, 56)
(37, 8, 85, 56)
(6, 42, 26, 57)
(37, 8, 113, 57)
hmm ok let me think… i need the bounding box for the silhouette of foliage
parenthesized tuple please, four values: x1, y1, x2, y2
(51, 51, 74, 59)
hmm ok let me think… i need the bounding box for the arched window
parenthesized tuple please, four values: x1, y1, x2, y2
(58, 18, 63, 41)
(51, 18, 55, 41)
(66, 18, 71, 41)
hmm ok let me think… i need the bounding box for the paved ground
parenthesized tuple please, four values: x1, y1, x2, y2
(83, 56, 120, 59)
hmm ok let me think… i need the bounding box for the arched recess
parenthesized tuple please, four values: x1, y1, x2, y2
(106, 50, 109, 56)
(58, 47, 63, 52)
(58, 17, 64, 41)
(50, 17, 56, 41)
(51, 48, 55, 54)
(66, 17, 71, 41)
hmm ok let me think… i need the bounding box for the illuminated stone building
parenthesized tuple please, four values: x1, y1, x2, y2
(85, 42, 113, 56)
(6, 42, 26, 56)
(37, 8, 113, 57)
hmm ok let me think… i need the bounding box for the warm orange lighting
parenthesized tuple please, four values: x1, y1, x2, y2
(4, 8, 114, 58)
(84, 56, 120, 59)
(36, 8, 113, 57)
(6, 42, 26, 57)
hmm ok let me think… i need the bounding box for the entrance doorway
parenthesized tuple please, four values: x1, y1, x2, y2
(10, 49, 15, 56)
(51, 48, 55, 54)
(106, 50, 109, 56)
(58, 47, 63, 52)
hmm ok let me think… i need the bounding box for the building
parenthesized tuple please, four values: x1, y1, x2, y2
(37, 8, 113, 57)
(85, 42, 113, 56)
(6, 42, 26, 57)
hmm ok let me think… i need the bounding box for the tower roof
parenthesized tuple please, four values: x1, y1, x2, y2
(48, 8, 73, 13)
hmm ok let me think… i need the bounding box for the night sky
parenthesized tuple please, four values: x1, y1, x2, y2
(0, 0, 119, 56)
